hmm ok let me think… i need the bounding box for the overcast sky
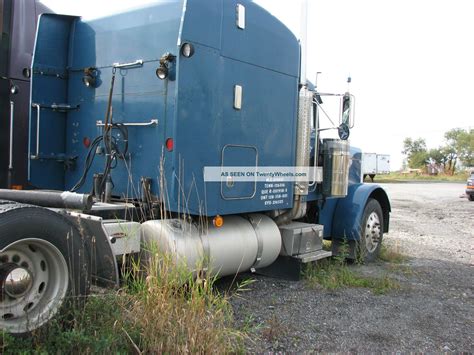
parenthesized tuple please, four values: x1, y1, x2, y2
(40, 0, 474, 170)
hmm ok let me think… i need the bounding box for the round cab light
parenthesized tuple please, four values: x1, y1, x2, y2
(213, 215, 224, 228)
(181, 43, 195, 58)
(82, 75, 96, 88)
(156, 66, 168, 80)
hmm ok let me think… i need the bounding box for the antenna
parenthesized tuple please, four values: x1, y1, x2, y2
(300, 0, 309, 86)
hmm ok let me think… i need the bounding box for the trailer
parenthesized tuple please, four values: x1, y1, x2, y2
(362, 153, 391, 181)
(0, 0, 390, 334)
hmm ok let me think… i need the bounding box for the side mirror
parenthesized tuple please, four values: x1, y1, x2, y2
(340, 93, 354, 128)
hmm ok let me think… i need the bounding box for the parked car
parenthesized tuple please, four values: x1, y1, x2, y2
(467, 171, 474, 201)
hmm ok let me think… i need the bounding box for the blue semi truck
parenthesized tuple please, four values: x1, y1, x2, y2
(0, 0, 390, 334)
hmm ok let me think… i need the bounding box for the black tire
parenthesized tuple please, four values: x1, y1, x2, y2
(357, 198, 383, 262)
(0, 202, 90, 334)
(468, 194, 474, 202)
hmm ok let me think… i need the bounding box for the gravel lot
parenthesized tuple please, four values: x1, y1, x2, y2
(226, 182, 474, 352)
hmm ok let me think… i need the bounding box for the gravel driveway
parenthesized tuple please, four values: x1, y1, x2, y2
(226, 182, 473, 352)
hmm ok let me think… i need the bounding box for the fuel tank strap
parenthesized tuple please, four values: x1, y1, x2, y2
(246, 215, 264, 271)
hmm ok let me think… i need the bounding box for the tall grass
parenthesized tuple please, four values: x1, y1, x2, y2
(3, 243, 244, 354)
(121, 244, 243, 353)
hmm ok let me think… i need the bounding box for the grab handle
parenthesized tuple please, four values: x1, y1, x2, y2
(9, 101, 14, 169)
(31, 103, 41, 159)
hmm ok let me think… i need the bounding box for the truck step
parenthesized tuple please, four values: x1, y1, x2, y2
(256, 249, 332, 281)
(295, 249, 332, 263)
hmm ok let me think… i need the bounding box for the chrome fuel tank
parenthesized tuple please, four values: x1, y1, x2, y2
(140, 214, 281, 277)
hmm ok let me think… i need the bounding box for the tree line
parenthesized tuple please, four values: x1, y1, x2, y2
(403, 128, 473, 174)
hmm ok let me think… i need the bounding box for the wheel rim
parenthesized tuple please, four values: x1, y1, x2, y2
(364, 212, 381, 253)
(0, 238, 69, 333)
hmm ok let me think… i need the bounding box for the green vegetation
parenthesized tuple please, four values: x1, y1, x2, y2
(305, 241, 407, 295)
(378, 244, 408, 264)
(304, 259, 400, 295)
(403, 128, 474, 173)
(304, 258, 400, 295)
(2, 249, 244, 354)
(375, 171, 468, 182)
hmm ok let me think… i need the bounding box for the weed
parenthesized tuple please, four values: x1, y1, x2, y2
(304, 259, 400, 295)
(2, 292, 131, 354)
(379, 244, 408, 264)
(240, 314, 263, 334)
(261, 316, 287, 342)
(4, 243, 244, 354)
(322, 239, 332, 252)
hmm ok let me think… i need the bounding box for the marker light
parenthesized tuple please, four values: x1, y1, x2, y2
(165, 138, 174, 151)
(22, 68, 31, 78)
(83, 137, 91, 148)
(10, 85, 18, 95)
(213, 215, 224, 228)
(181, 43, 195, 58)
(156, 66, 168, 80)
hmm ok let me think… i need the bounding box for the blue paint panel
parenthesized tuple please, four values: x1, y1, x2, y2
(318, 197, 338, 239)
(71, 2, 184, 69)
(30, 3, 183, 193)
(221, 145, 257, 199)
(324, 183, 390, 241)
(221, 0, 300, 77)
(29, 14, 78, 189)
(180, 0, 223, 49)
(29, 0, 301, 216)
(173, 43, 298, 215)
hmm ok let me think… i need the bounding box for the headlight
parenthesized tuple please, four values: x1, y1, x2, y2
(82, 74, 96, 88)
(156, 66, 168, 80)
(82, 67, 97, 88)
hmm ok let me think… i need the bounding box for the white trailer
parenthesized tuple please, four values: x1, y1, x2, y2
(362, 153, 391, 181)
(376, 154, 391, 174)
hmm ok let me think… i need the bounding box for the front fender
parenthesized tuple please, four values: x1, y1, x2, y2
(328, 183, 391, 241)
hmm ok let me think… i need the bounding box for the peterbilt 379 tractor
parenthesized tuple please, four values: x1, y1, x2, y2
(0, 0, 390, 334)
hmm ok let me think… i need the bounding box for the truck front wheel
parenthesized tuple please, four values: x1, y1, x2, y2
(0, 202, 90, 334)
(358, 198, 383, 262)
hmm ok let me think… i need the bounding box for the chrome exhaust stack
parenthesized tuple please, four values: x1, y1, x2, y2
(275, 87, 313, 225)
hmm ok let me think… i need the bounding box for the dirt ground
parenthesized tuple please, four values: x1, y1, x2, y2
(227, 182, 473, 352)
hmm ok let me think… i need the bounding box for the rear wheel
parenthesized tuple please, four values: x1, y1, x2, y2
(0, 202, 90, 334)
